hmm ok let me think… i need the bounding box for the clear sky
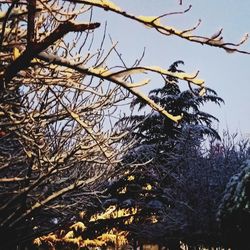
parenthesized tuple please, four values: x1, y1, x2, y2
(92, 0, 250, 136)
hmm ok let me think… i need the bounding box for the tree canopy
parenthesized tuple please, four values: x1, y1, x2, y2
(0, 0, 249, 249)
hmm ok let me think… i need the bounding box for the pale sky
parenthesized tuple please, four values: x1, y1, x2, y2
(92, 0, 250, 136)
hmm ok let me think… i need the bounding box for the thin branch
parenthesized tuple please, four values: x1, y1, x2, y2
(0, 0, 19, 49)
(8, 172, 103, 228)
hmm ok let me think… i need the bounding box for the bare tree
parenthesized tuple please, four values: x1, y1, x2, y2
(0, 0, 249, 248)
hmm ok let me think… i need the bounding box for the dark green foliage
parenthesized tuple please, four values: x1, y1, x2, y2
(125, 61, 223, 145)
(98, 61, 226, 247)
(89, 61, 250, 249)
(217, 160, 250, 249)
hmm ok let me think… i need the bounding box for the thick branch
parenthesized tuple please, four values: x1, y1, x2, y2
(0, 177, 30, 183)
(1, 21, 100, 89)
(27, 0, 36, 46)
(37, 52, 183, 122)
(68, 0, 250, 55)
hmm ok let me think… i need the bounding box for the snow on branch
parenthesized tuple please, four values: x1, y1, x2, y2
(1, 20, 100, 88)
(69, 0, 250, 55)
(37, 52, 186, 122)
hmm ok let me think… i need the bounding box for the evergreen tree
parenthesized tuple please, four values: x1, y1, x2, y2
(217, 159, 250, 250)
(128, 60, 223, 145)
(96, 61, 224, 247)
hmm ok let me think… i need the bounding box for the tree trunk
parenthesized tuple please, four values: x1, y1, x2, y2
(167, 240, 181, 250)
